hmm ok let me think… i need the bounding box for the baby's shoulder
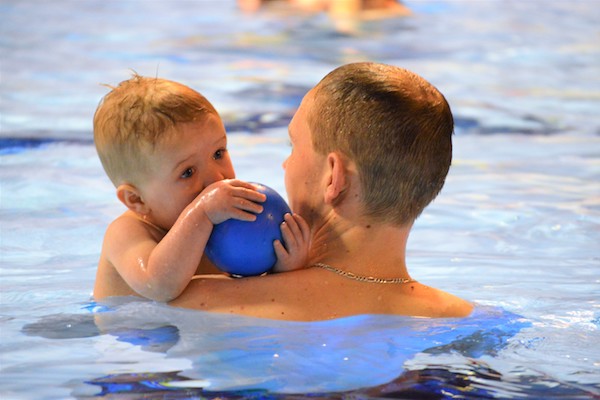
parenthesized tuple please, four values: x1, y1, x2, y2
(105, 211, 156, 242)
(108, 211, 144, 231)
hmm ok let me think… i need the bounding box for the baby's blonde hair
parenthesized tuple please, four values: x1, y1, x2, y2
(93, 75, 218, 186)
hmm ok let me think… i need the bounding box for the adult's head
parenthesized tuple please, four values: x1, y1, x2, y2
(93, 75, 219, 187)
(296, 62, 454, 226)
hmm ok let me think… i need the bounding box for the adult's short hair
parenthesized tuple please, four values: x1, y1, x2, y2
(308, 62, 454, 225)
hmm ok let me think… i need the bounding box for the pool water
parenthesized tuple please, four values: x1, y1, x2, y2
(1, 0, 599, 398)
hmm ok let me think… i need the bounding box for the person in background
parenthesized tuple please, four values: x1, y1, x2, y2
(238, 0, 411, 18)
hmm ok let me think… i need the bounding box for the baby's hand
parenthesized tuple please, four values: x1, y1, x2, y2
(197, 179, 266, 225)
(272, 213, 310, 273)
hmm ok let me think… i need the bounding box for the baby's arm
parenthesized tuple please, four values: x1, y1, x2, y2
(272, 213, 310, 273)
(107, 180, 266, 302)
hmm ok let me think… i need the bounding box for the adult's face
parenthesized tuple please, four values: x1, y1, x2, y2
(283, 89, 327, 226)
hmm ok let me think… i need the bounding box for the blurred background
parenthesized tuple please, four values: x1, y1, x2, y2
(2, 0, 598, 141)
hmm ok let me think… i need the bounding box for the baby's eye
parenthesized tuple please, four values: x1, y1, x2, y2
(213, 148, 227, 160)
(181, 167, 195, 179)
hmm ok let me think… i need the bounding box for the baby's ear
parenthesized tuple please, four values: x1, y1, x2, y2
(116, 184, 149, 216)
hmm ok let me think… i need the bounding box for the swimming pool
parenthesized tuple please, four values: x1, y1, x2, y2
(1, 0, 599, 398)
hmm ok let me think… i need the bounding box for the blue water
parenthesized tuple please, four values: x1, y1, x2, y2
(20, 300, 529, 395)
(1, 0, 599, 398)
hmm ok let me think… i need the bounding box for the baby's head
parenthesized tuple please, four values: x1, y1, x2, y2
(93, 75, 219, 187)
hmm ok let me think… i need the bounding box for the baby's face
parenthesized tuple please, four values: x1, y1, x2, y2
(139, 116, 235, 230)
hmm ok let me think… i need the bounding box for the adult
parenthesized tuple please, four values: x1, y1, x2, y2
(171, 62, 473, 320)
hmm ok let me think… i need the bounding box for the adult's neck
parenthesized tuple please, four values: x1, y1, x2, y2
(308, 211, 413, 279)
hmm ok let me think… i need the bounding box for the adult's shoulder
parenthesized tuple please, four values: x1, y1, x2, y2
(411, 283, 473, 318)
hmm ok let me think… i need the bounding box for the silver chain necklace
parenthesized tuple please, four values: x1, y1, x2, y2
(311, 263, 416, 284)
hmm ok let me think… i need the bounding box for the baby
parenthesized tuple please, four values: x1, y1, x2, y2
(92, 75, 309, 302)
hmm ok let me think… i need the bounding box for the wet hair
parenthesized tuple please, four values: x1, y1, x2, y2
(308, 62, 454, 225)
(93, 75, 218, 186)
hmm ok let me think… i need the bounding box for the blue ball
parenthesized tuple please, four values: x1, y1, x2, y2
(205, 183, 291, 277)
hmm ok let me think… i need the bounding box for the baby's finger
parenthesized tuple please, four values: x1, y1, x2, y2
(220, 179, 265, 202)
(232, 186, 267, 203)
(227, 207, 259, 222)
(273, 239, 289, 260)
(293, 213, 311, 240)
(232, 197, 264, 214)
(282, 213, 302, 242)
(227, 179, 259, 190)
(280, 219, 298, 250)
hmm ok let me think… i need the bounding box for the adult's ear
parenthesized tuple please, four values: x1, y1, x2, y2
(116, 184, 149, 216)
(324, 152, 350, 205)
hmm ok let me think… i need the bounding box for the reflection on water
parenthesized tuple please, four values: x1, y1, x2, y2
(20, 298, 598, 398)
(23, 299, 532, 397)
